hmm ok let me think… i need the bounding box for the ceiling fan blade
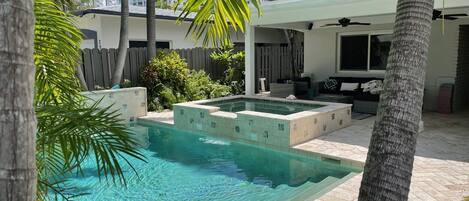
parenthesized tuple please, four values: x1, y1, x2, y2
(444, 16, 459, 20)
(444, 13, 468, 17)
(321, 23, 341, 27)
(348, 22, 371, 26)
(438, 16, 459, 20)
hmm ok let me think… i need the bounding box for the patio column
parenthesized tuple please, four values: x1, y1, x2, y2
(245, 25, 255, 96)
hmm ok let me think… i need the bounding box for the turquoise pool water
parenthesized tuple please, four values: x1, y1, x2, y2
(59, 123, 358, 201)
(200, 98, 323, 115)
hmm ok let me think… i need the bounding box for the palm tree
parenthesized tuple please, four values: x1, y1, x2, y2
(0, 0, 37, 200)
(111, 0, 129, 87)
(34, 0, 145, 199)
(147, 0, 157, 59)
(358, 0, 435, 200)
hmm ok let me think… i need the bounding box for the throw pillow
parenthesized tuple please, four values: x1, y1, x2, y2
(340, 82, 359, 91)
(324, 79, 338, 91)
(362, 80, 384, 94)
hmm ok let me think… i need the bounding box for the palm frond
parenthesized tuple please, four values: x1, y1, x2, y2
(36, 99, 145, 183)
(176, 0, 262, 47)
(34, 0, 83, 105)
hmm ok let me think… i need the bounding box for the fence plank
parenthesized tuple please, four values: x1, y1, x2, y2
(101, 49, 111, 88)
(82, 49, 94, 90)
(109, 48, 117, 77)
(129, 49, 139, 84)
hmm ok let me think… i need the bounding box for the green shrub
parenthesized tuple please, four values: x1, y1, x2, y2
(122, 79, 132, 88)
(140, 51, 189, 111)
(141, 50, 231, 111)
(186, 70, 231, 100)
(211, 49, 245, 95)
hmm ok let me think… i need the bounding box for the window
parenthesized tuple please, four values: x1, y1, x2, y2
(129, 41, 171, 49)
(370, 34, 392, 70)
(340, 35, 368, 71)
(338, 32, 392, 72)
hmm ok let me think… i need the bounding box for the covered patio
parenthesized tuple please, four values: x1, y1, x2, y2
(245, 0, 469, 112)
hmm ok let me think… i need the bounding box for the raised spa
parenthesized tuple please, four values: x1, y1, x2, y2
(174, 96, 352, 147)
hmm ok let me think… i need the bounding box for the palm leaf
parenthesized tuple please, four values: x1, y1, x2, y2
(176, 0, 262, 47)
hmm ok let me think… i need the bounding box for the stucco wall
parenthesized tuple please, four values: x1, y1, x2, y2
(76, 14, 287, 49)
(304, 19, 469, 111)
(81, 87, 147, 123)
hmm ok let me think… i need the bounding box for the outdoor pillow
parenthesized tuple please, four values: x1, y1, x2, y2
(340, 82, 359, 91)
(323, 79, 338, 91)
(362, 80, 384, 94)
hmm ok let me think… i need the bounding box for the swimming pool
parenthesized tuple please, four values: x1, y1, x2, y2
(61, 123, 359, 201)
(201, 98, 323, 115)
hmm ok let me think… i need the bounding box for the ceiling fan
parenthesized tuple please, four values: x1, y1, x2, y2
(433, 9, 467, 20)
(321, 18, 371, 27)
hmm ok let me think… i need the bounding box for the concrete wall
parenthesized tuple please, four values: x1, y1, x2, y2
(81, 87, 147, 123)
(76, 14, 287, 49)
(303, 19, 469, 111)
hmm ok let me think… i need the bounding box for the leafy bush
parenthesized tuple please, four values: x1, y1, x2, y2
(211, 49, 245, 95)
(140, 51, 190, 111)
(141, 51, 231, 111)
(186, 70, 231, 101)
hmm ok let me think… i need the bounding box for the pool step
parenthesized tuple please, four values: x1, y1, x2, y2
(277, 173, 357, 201)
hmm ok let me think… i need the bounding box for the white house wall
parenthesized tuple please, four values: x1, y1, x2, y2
(304, 19, 469, 111)
(76, 14, 287, 49)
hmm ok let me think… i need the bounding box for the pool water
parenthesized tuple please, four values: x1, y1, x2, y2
(59, 124, 358, 201)
(200, 98, 323, 115)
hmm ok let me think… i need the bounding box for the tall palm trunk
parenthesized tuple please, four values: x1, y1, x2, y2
(111, 0, 129, 87)
(358, 0, 434, 200)
(147, 0, 156, 59)
(0, 0, 37, 200)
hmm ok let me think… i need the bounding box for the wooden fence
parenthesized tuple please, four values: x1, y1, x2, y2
(80, 46, 304, 91)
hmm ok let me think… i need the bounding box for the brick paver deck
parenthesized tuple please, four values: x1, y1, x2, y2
(296, 112, 469, 201)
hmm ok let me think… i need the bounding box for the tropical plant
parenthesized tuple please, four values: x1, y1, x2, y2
(34, 0, 145, 200)
(111, 0, 129, 87)
(140, 51, 231, 111)
(0, 0, 37, 200)
(211, 49, 245, 95)
(186, 70, 231, 100)
(358, 0, 435, 200)
(140, 51, 190, 111)
(176, 0, 262, 47)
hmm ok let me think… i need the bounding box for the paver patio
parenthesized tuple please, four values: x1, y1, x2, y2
(299, 112, 469, 201)
(139, 111, 469, 201)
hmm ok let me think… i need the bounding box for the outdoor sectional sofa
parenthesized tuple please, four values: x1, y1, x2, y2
(317, 77, 384, 114)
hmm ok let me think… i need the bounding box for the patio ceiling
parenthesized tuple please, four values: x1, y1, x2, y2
(252, 0, 469, 30)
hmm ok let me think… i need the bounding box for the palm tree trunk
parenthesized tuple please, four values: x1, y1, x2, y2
(111, 0, 129, 87)
(147, 0, 156, 59)
(76, 64, 88, 91)
(358, 0, 434, 200)
(0, 0, 37, 200)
